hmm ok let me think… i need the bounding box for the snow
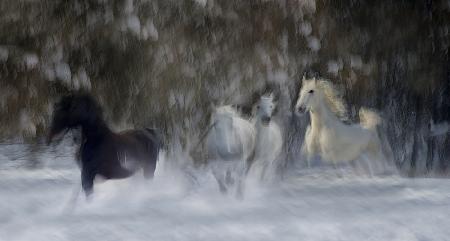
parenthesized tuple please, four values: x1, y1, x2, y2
(430, 121, 449, 137)
(307, 36, 321, 52)
(42, 64, 56, 82)
(350, 55, 363, 70)
(194, 0, 207, 8)
(71, 68, 91, 91)
(123, 0, 134, 15)
(0, 46, 8, 62)
(19, 110, 36, 137)
(327, 60, 342, 75)
(55, 62, 72, 84)
(23, 53, 39, 70)
(141, 20, 159, 41)
(126, 15, 141, 37)
(0, 144, 450, 241)
(299, 22, 312, 36)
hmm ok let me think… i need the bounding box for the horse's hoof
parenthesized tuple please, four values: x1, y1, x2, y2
(84, 190, 93, 202)
(236, 189, 244, 200)
(225, 171, 234, 185)
(219, 186, 228, 194)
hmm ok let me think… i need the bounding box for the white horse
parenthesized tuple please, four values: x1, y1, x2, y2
(248, 94, 283, 182)
(206, 105, 256, 197)
(294, 77, 391, 175)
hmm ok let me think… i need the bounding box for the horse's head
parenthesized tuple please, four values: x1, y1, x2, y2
(211, 105, 235, 131)
(255, 93, 276, 125)
(47, 94, 101, 144)
(295, 77, 321, 115)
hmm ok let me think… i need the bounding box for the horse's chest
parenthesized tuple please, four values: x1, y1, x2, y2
(210, 130, 243, 160)
(255, 126, 282, 161)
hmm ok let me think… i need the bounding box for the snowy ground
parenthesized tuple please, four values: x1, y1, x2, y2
(1, 144, 450, 241)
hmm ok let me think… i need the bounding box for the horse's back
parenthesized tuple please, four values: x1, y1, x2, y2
(120, 128, 161, 150)
(116, 129, 161, 168)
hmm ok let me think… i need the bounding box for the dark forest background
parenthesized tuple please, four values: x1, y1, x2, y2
(0, 0, 449, 176)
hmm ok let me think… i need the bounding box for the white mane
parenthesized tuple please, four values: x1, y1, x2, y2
(314, 79, 348, 120)
(215, 105, 239, 117)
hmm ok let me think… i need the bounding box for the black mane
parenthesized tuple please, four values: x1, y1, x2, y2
(58, 94, 103, 122)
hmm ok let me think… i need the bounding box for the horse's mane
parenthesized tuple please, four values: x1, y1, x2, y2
(215, 105, 239, 117)
(58, 94, 104, 121)
(315, 79, 348, 120)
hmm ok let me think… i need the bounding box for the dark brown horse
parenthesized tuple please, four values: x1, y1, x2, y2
(47, 94, 162, 197)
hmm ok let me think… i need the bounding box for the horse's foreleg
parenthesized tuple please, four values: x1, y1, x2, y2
(300, 144, 312, 168)
(235, 170, 245, 200)
(331, 160, 345, 178)
(62, 180, 82, 213)
(211, 164, 227, 194)
(236, 178, 244, 200)
(235, 162, 246, 200)
(81, 167, 96, 198)
(214, 174, 228, 194)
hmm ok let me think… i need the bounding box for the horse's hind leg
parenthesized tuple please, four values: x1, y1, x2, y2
(143, 161, 156, 179)
(365, 136, 389, 175)
(143, 150, 158, 179)
(360, 154, 374, 177)
(211, 163, 227, 194)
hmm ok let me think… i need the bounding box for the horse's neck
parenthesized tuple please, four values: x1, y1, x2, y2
(310, 101, 339, 131)
(81, 118, 111, 141)
(254, 119, 264, 129)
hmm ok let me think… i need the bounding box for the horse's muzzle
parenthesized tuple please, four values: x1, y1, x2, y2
(261, 116, 271, 125)
(296, 106, 306, 114)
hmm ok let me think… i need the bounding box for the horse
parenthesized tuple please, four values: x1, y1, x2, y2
(47, 94, 162, 197)
(247, 94, 283, 182)
(294, 77, 391, 175)
(206, 105, 256, 197)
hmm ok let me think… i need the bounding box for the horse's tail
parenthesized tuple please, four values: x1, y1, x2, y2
(359, 108, 381, 131)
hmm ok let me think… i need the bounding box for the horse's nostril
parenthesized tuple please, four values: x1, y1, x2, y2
(261, 116, 271, 124)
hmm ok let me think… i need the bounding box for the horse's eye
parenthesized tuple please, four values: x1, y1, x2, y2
(308, 90, 314, 94)
(256, 106, 260, 109)
(270, 105, 273, 108)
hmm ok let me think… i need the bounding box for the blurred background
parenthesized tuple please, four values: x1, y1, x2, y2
(0, 0, 449, 176)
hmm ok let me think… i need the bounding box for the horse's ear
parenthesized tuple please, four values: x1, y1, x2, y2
(314, 77, 318, 85)
(302, 75, 306, 84)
